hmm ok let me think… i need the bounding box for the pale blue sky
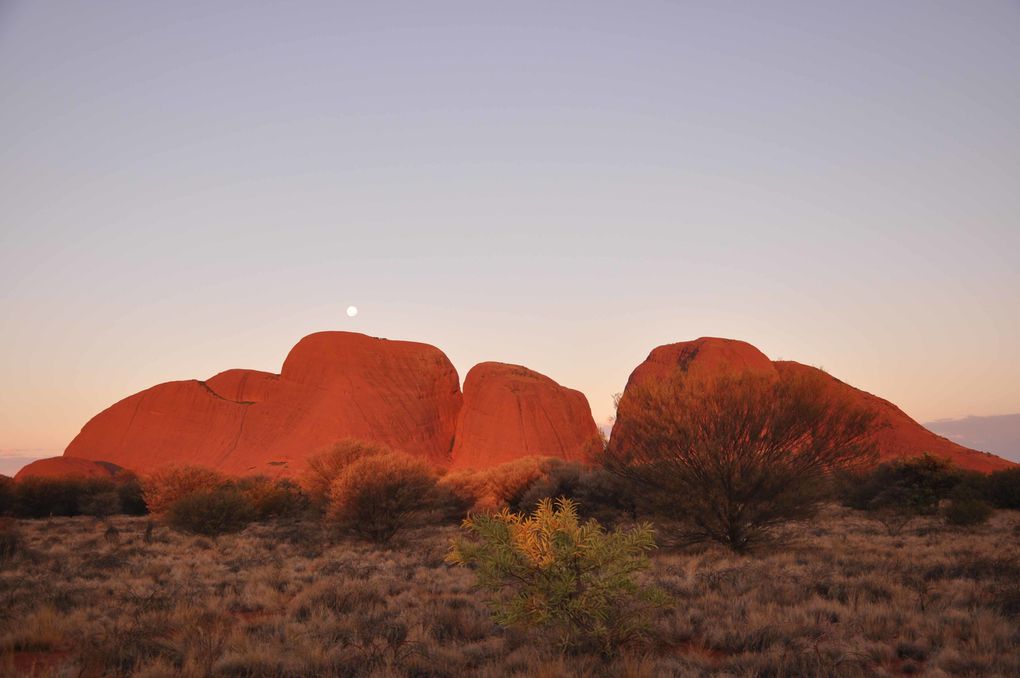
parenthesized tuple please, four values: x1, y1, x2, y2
(2, 1, 1018, 459)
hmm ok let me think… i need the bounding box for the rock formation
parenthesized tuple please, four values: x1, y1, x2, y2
(610, 337, 1015, 473)
(21, 331, 1014, 480)
(15, 456, 124, 481)
(60, 332, 463, 477)
(449, 362, 601, 470)
(773, 361, 1012, 473)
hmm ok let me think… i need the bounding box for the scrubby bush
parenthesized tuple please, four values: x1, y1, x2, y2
(78, 488, 122, 519)
(166, 486, 257, 536)
(0, 475, 13, 516)
(7, 476, 147, 519)
(302, 439, 392, 508)
(841, 454, 960, 515)
(603, 369, 877, 550)
(142, 466, 227, 516)
(115, 474, 148, 515)
(13, 478, 83, 517)
(447, 498, 666, 657)
(986, 467, 1020, 510)
(439, 456, 632, 523)
(0, 518, 20, 564)
(328, 450, 439, 542)
(839, 455, 964, 534)
(440, 456, 572, 514)
(944, 497, 993, 526)
(234, 476, 310, 519)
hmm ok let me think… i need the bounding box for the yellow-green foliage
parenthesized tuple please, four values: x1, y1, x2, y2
(447, 498, 666, 656)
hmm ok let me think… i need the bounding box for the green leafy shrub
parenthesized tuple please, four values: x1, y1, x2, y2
(166, 486, 257, 536)
(986, 467, 1020, 510)
(447, 498, 666, 657)
(328, 450, 439, 542)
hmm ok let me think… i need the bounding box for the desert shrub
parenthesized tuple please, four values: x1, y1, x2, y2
(944, 497, 993, 526)
(439, 457, 625, 520)
(9, 476, 147, 518)
(840, 455, 963, 534)
(0, 475, 13, 516)
(13, 477, 85, 517)
(513, 459, 588, 513)
(234, 476, 310, 519)
(440, 457, 553, 513)
(986, 467, 1020, 510)
(116, 475, 148, 515)
(166, 486, 257, 536)
(571, 467, 642, 526)
(447, 498, 666, 657)
(603, 369, 877, 551)
(512, 462, 639, 526)
(302, 439, 393, 509)
(143, 466, 227, 516)
(0, 518, 21, 564)
(840, 454, 960, 514)
(78, 488, 122, 519)
(327, 450, 439, 542)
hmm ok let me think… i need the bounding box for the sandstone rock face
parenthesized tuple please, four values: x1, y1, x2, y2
(450, 362, 601, 470)
(626, 337, 776, 386)
(15, 456, 124, 481)
(205, 369, 280, 403)
(610, 337, 1015, 473)
(62, 332, 462, 477)
(772, 362, 1014, 473)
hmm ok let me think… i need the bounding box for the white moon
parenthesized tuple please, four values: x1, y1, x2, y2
(346, 305, 358, 318)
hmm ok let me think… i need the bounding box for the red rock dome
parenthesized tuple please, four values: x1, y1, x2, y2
(773, 361, 1013, 473)
(449, 362, 602, 470)
(62, 332, 462, 477)
(610, 337, 1015, 473)
(15, 456, 124, 481)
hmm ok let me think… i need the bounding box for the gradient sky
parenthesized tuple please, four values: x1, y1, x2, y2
(2, 1, 1019, 463)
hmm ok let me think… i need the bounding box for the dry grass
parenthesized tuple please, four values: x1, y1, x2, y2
(1, 506, 1018, 677)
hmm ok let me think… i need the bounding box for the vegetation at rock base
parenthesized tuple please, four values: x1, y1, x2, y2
(165, 486, 258, 537)
(447, 498, 666, 656)
(603, 369, 878, 550)
(302, 439, 395, 509)
(986, 466, 1020, 509)
(2, 427, 1017, 674)
(327, 450, 441, 543)
(0, 505, 1018, 676)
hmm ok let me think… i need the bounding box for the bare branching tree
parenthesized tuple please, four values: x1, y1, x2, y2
(602, 369, 878, 551)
